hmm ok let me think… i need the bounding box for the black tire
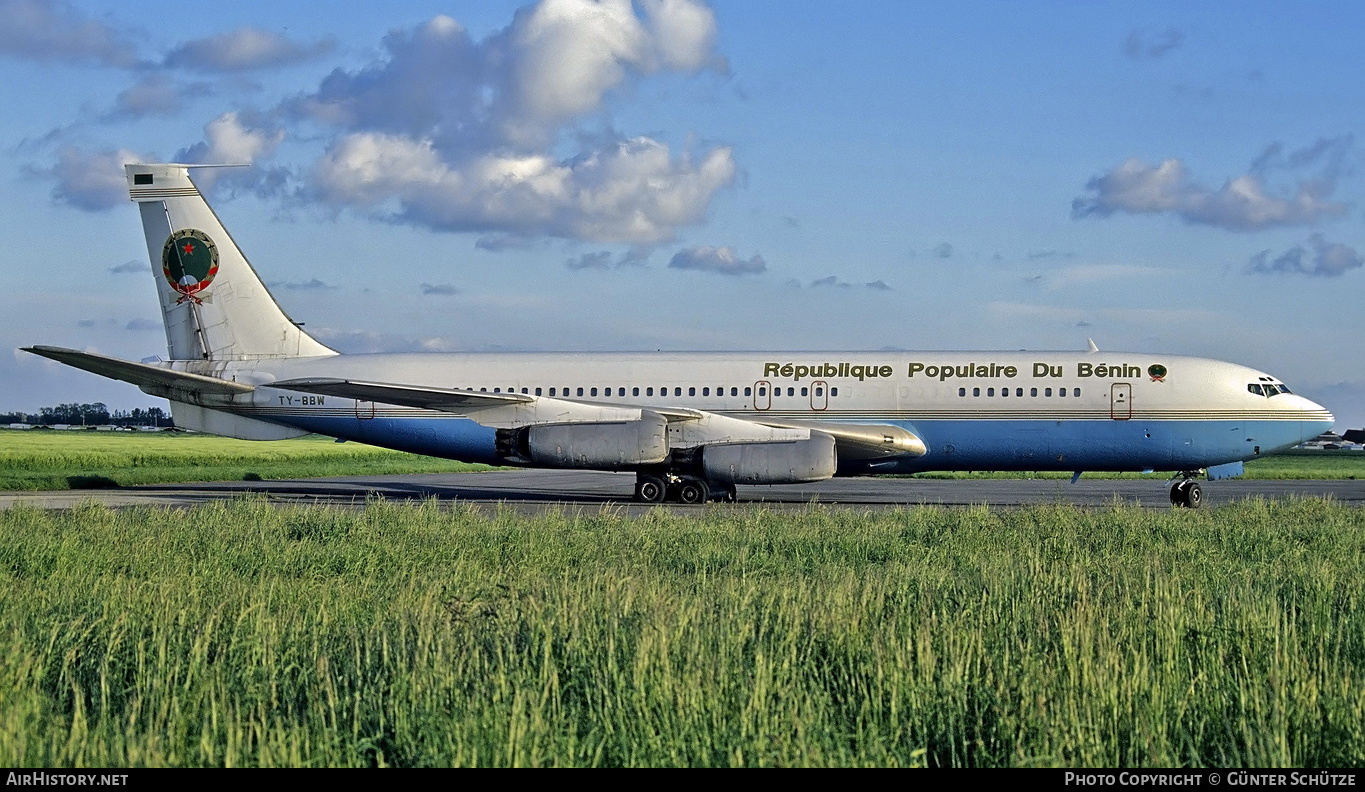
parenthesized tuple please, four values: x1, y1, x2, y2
(635, 475, 666, 503)
(1184, 481, 1203, 509)
(676, 477, 709, 505)
(1170, 481, 1186, 506)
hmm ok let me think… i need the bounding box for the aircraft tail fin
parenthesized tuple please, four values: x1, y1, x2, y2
(125, 163, 336, 362)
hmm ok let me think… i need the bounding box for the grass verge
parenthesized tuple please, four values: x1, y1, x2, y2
(0, 498, 1362, 766)
(0, 430, 491, 490)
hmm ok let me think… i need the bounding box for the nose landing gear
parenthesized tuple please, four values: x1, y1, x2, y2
(1169, 473, 1204, 508)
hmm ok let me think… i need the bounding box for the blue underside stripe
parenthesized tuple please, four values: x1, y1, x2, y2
(257, 412, 1331, 473)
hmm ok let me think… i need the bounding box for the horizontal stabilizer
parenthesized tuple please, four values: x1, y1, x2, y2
(274, 377, 532, 411)
(22, 345, 253, 396)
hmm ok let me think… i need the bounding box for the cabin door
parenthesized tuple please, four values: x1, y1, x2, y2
(753, 381, 772, 411)
(1110, 383, 1131, 420)
(810, 380, 829, 411)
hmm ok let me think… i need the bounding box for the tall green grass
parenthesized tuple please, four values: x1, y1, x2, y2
(1, 498, 1362, 766)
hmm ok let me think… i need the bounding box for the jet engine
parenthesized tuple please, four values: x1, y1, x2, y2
(701, 432, 837, 484)
(521, 412, 669, 468)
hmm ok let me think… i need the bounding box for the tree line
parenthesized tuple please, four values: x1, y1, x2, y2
(1, 403, 172, 427)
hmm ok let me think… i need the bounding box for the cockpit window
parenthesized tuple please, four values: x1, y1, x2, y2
(1250, 382, 1293, 396)
(1248, 383, 1265, 396)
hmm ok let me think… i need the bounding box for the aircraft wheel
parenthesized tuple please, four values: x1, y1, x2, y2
(1171, 480, 1203, 508)
(675, 477, 710, 505)
(635, 475, 667, 503)
(1183, 481, 1203, 509)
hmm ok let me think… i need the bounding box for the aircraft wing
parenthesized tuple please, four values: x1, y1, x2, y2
(22, 345, 254, 396)
(272, 377, 532, 410)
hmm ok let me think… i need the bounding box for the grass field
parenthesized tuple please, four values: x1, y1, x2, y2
(0, 429, 1361, 490)
(0, 430, 491, 490)
(0, 498, 1362, 767)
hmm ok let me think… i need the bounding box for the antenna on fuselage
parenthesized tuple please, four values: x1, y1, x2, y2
(1086, 338, 1100, 354)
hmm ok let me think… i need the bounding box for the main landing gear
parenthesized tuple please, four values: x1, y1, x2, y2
(634, 473, 737, 504)
(1169, 472, 1204, 509)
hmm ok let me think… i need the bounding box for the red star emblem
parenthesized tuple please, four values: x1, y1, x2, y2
(182, 242, 195, 255)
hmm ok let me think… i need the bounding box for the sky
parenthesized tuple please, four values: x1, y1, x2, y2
(1, 0, 1362, 430)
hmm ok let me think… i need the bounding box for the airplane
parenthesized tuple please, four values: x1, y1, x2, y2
(22, 163, 1336, 508)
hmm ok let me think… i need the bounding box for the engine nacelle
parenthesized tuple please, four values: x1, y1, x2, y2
(525, 413, 669, 468)
(701, 433, 837, 484)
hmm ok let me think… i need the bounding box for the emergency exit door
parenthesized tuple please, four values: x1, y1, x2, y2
(1110, 383, 1131, 420)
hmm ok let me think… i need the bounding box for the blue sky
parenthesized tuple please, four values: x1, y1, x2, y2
(2, 0, 1362, 429)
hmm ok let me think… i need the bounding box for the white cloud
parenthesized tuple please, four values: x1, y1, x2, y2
(667, 245, 764, 275)
(178, 112, 285, 165)
(313, 132, 733, 243)
(291, 0, 729, 244)
(1248, 235, 1363, 277)
(0, 0, 139, 67)
(311, 327, 461, 354)
(109, 73, 200, 119)
(164, 27, 334, 72)
(46, 146, 143, 211)
(1073, 139, 1353, 231)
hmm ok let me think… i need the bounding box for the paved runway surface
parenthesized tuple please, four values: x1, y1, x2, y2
(2, 470, 1363, 513)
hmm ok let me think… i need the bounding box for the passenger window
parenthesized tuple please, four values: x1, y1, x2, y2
(759, 387, 766, 396)
(1030, 388, 1037, 397)
(1059, 388, 1066, 397)
(1073, 388, 1080, 397)
(816, 387, 824, 396)
(480, 387, 487, 392)
(633, 387, 639, 396)
(973, 387, 980, 397)
(1002, 388, 1008, 397)
(830, 387, 838, 396)
(1045, 388, 1052, 397)
(801, 387, 808, 396)
(618, 388, 625, 396)
(647, 387, 653, 396)
(703, 387, 710, 396)
(521, 388, 528, 394)
(787, 387, 795, 396)
(590, 388, 598, 396)
(731, 387, 739, 396)
(745, 387, 752, 396)
(1016, 388, 1023, 397)
(535, 388, 542, 396)
(494, 387, 501, 393)
(1248, 383, 1265, 396)
(689, 387, 696, 396)
(959, 387, 966, 397)
(548, 388, 555, 396)
(988, 388, 995, 396)
(675, 387, 682, 397)
(577, 387, 584, 396)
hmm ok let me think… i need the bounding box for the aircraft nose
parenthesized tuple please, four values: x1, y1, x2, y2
(1290, 394, 1335, 441)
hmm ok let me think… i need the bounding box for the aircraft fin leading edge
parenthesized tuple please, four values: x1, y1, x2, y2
(126, 164, 336, 362)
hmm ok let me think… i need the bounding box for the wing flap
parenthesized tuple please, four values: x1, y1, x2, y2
(273, 377, 532, 410)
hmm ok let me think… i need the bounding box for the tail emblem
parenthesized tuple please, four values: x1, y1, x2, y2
(162, 229, 220, 304)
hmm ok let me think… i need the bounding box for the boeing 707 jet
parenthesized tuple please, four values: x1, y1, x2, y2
(23, 164, 1336, 507)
